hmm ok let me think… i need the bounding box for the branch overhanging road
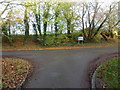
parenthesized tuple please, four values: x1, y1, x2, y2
(2, 46, 118, 88)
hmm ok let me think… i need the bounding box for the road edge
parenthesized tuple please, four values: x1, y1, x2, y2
(88, 52, 118, 89)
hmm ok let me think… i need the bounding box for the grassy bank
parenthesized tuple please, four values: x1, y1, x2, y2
(96, 57, 119, 88)
(2, 35, 118, 51)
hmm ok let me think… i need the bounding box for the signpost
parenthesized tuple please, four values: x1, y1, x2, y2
(78, 36, 84, 44)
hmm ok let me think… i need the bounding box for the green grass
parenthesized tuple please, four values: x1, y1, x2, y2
(96, 57, 119, 88)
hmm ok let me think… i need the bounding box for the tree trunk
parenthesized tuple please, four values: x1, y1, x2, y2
(42, 22, 47, 46)
(82, 16, 86, 39)
(2, 22, 12, 46)
(67, 19, 71, 35)
(101, 32, 108, 41)
(55, 22, 58, 37)
(8, 20, 11, 35)
(43, 22, 47, 36)
(24, 7, 29, 44)
(54, 13, 59, 37)
(92, 16, 108, 40)
(35, 14, 41, 36)
(32, 23, 38, 41)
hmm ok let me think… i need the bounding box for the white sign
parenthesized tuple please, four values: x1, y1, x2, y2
(78, 37, 84, 41)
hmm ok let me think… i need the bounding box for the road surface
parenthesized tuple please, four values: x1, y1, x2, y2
(2, 46, 118, 88)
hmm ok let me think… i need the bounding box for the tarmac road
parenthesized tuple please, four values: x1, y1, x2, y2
(2, 46, 118, 88)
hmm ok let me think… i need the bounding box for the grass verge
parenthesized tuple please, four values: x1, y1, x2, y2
(2, 41, 118, 51)
(2, 57, 32, 89)
(96, 57, 119, 88)
(2, 35, 119, 51)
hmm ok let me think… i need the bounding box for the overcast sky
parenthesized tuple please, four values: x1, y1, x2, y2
(0, 0, 119, 3)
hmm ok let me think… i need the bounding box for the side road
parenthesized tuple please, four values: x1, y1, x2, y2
(2, 46, 118, 88)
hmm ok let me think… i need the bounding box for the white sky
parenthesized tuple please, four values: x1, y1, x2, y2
(0, 0, 119, 2)
(44, 0, 119, 3)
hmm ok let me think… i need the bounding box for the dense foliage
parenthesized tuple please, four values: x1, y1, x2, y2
(0, 0, 119, 46)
